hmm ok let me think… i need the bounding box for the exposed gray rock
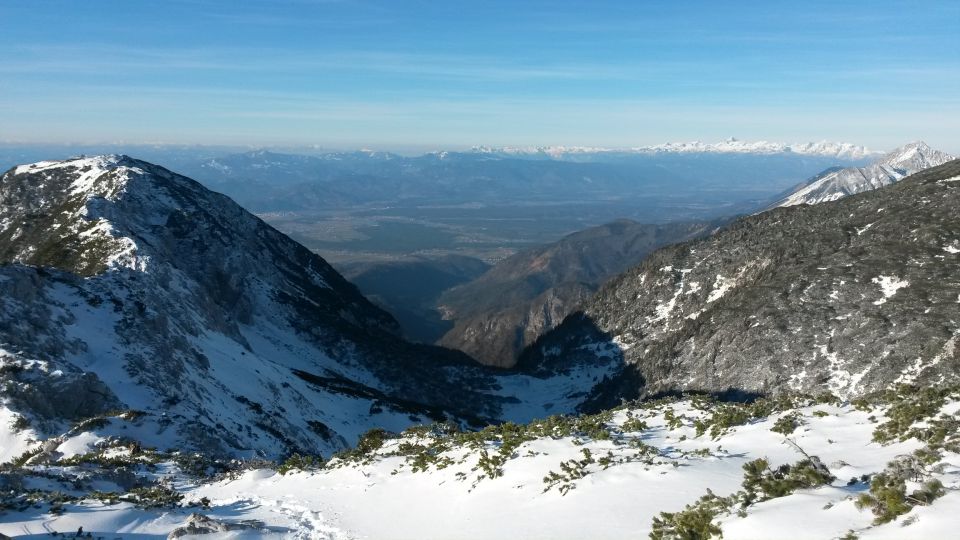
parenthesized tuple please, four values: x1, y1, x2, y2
(521, 160, 960, 409)
(167, 513, 264, 538)
(438, 219, 720, 367)
(0, 156, 509, 458)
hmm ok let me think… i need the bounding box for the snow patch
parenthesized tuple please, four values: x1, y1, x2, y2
(707, 274, 736, 303)
(871, 275, 909, 305)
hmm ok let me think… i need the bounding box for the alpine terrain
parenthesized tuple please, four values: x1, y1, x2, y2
(1, 156, 960, 540)
(437, 219, 721, 367)
(0, 155, 521, 462)
(519, 159, 960, 409)
(774, 141, 954, 207)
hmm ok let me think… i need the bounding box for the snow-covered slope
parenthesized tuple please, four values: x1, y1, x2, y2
(0, 155, 515, 460)
(474, 138, 877, 160)
(3, 386, 960, 539)
(775, 141, 954, 207)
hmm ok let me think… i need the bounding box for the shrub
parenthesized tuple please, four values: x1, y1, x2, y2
(855, 456, 946, 524)
(9, 445, 43, 467)
(741, 457, 834, 505)
(11, 415, 30, 432)
(120, 485, 184, 509)
(70, 416, 110, 434)
(771, 413, 802, 435)
(542, 449, 595, 495)
(872, 385, 950, 443)
(814, 392, 840, 405)
(855, 472, 911, 524)
(650, 490, 730, 540)
(664, 408, 686, 431)
(277, 453, 324, 475)
(334, 428, 394, 464)
(620, 416, 649, 433)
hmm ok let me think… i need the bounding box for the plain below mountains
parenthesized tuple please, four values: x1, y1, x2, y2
(337, 254, 491, 343)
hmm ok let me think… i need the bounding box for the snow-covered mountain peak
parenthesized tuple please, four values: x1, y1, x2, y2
(13, 154, 139, 198)
(775, 141, 955, 207)
(0, 156, 514, 459)
(472, 140, 878, 160)
(637, 139, 878, 159)
(877, 140, 950, 168)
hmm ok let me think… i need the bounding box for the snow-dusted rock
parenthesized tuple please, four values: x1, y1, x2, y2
(775, 141, 954, 207)
(0, 155, 510, 458)
(520, 159, 960, 405)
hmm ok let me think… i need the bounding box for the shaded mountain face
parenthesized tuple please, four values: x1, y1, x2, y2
(520, 160, 960, 410)
(774, 141, 954, 207)
(0, 156, 512, 459)
(438, 219, 721, 368)
(336, 254, 490, 343)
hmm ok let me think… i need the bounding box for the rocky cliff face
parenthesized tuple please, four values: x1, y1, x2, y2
(775, 141, 953, 207)
(438, 220, 719, 367)
(0, 156, 509, 459)
(520, 160, 960, 410)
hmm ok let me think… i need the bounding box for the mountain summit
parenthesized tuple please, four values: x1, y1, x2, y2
(774, 141, 954, 207)
(0, 155, 509, 460)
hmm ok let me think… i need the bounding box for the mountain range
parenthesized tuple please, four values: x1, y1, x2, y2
(474, 138, 878, 161)
(519, 158, 960, 410)
(436, 219, 722, 367)
(0, 156, 514, 460)
(774, 141, 954, 207)
(178, 145, 869, 214)
(2, 150, 960, 538)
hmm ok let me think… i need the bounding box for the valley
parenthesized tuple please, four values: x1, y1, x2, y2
(4, 1, 958, 537)
(0, 149, 957, 539)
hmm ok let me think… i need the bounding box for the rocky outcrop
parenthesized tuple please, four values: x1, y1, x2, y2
(168, 513, 264, 538)
(438, 219, 720, 367)
(0, 156, 508, 458)
(521, 160, 960, 409)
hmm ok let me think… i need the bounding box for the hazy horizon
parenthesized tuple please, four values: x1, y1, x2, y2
(0, 137, 953, 158)
(2, 0, 958, 153)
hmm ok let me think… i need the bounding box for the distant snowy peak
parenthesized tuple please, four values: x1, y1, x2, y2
(776, 141, 955, 207)
(877, 140, 951, 168)
(471, 145, 615, 158)
(640, 138, 878, 160)
(473, 138, 878, 160)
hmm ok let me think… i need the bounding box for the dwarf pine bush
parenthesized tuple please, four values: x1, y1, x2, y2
(650, 490, 730, 540)
(856, 456, 946, 524)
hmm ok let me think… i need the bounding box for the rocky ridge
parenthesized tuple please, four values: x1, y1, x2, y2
(520, 159, 960, 409)
(775, 141, 954, 207)
(438, 219, 720, 367)
(0, 156, 512, 460)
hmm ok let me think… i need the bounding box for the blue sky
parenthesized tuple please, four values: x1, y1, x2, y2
(1, 0, 958, 152)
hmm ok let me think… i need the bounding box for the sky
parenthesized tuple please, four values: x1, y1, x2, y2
(0, 0, 958, 153)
